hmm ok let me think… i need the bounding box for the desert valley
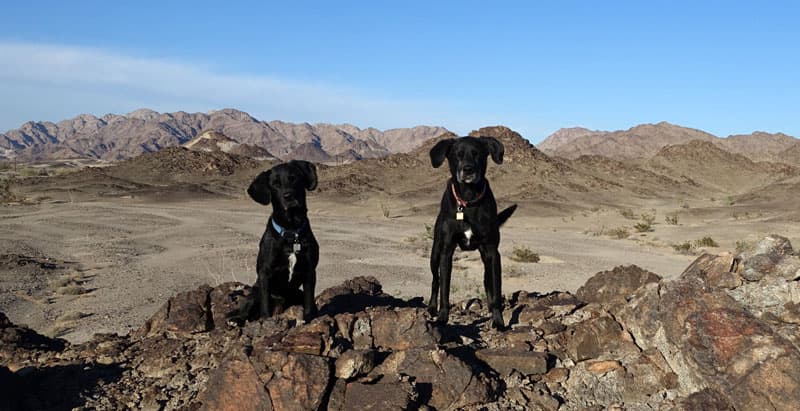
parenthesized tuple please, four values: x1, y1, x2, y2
(3, 109, 800, 409)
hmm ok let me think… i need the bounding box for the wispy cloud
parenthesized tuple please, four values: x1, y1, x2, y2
(0, 41, 486, 132)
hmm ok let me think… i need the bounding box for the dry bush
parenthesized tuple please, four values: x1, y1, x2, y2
(672, 241, 696, 255)
(665, 213, 679, 225)
(510, 246, 540, 263)
(694, 236, 719, 248)
(608, 227, 630, 239)
(619, 209, 637, 220)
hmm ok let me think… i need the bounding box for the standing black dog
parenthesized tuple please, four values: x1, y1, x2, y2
(229, 160, 320, 323)
(428, 136, 517, 329)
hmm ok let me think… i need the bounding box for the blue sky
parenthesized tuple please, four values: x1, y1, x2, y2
(1, 1, 798, 142)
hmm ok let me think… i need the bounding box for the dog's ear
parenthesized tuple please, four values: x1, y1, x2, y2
(290, 160, 318, 191)
(481, 137, 504, 164)
(247, 170, 272, 205)
(430, 139, 454, 168)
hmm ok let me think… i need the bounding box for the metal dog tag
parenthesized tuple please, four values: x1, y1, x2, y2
(293, 242, 302, 252)
(456, 211, 464, 220)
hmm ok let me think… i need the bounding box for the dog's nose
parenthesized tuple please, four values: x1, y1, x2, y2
(462, 164, 475, 172)
(282, 192, 293, 199)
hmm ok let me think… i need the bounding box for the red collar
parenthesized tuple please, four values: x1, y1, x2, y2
(450, 179, 487, 209)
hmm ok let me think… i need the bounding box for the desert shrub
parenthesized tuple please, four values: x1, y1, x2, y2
(735, 240, 752, 253)
(694, 236, 719, 248)
(56, 285, 89, 295)
(672, 241, 696, 255)
(608, 227, 630, 239)
(619, 209, 637, 220)
(379, 202, 390, 218)
(634, 221, 653, 233)
(510, 246, 540, 263)
(423, 223, 434, 241)
(665, 213, 679, 225)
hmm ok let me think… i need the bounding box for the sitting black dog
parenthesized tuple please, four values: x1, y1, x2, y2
(428, 136, 517, 329)
(228, 160, 319, 323)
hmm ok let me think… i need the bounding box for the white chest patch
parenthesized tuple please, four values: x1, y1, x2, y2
(288, 252, 297, 274)
(464, 228, 473, 244)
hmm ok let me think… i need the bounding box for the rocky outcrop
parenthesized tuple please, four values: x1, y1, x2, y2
(2, 235, 800, 409)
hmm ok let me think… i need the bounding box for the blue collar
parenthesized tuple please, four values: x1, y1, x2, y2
(270, 217, 306, 239)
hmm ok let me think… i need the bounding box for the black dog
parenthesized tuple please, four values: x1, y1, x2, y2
(428, 136, 517, 329)
(229, 160, 320, 323)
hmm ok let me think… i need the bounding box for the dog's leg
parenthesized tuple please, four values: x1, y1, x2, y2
(255, 257, 272, 319)
(428, 232, 443, 317)
(437, 242, 457, 325)
(302, 269, 318, 322)
(479, 245, 505, 330)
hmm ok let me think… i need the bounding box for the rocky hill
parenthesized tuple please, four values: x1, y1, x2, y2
(0, 109, 449, 162)
(183, 130, 277, 160)
(540, 122, 799, 163)
(3, 235, 800, 410)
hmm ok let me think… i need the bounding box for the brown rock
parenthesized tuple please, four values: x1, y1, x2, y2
(680, 253, 742, 288)
(343, 381, 418, 410)
(369, 308, 439, 350)
(208, 282, 252, 327)
(135, 285, 212, 338)
(475, 349, 549, 376)
(254, 351, 332, 411)
(618, 275, 800, 409)
(564, 315, 639, 362)
(576, 265, 661, 309)
(274, 316, 335, 356)
(585, 360, 621, 374)
(335, 349, 376, 379)
(677, 389, 735, 411)
(198, 349, 271, 411)
(371, 348, 494, 410)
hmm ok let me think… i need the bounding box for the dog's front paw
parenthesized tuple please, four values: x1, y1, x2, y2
(303, 304, 318, 322)
(437, 308, 450, 325)
(490, 310, 505, 330)
(427, 303, 438, 317)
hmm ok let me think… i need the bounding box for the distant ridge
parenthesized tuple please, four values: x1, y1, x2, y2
(0, 109, 450, 162)
(539, 122, 798, 163)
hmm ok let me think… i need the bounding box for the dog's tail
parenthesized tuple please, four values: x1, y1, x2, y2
(498, 204, 517, 227)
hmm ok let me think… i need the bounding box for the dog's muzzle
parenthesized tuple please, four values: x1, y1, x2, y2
(457, 166, 480, 184)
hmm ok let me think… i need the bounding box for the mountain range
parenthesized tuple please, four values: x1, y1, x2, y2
(0, 109, 449, 162)
(539, 121, 799, 164)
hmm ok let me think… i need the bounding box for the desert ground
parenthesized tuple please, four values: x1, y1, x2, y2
(2, 190, 797, 343)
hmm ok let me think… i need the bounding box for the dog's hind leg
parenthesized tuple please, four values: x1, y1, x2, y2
(479, 245, 505, 330)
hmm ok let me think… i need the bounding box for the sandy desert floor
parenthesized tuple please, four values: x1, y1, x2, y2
(2, 194, 798, 343)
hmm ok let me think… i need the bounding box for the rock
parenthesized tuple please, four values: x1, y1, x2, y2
(563, 314, 639, 362)
(676, 389, 735, 411)
(369, 307, 439, 350)
(253, 351, 332, 411)
(618, 275, 800, 410)
(585, 360, 621, 374)
(135, 285, 213, 338)
(342, 381, 418, 410)
(475, 348, 549, 376)
(208, 282, 253, 327)
(576, 265, 661, 309)
(198, 349, 272, 411)
(371, 348, 495, 410)
(274, 316, 335, 356)
(317, 276, 406, 315)
(680, 253, 743, 288)
(335, 349, 376, 379)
